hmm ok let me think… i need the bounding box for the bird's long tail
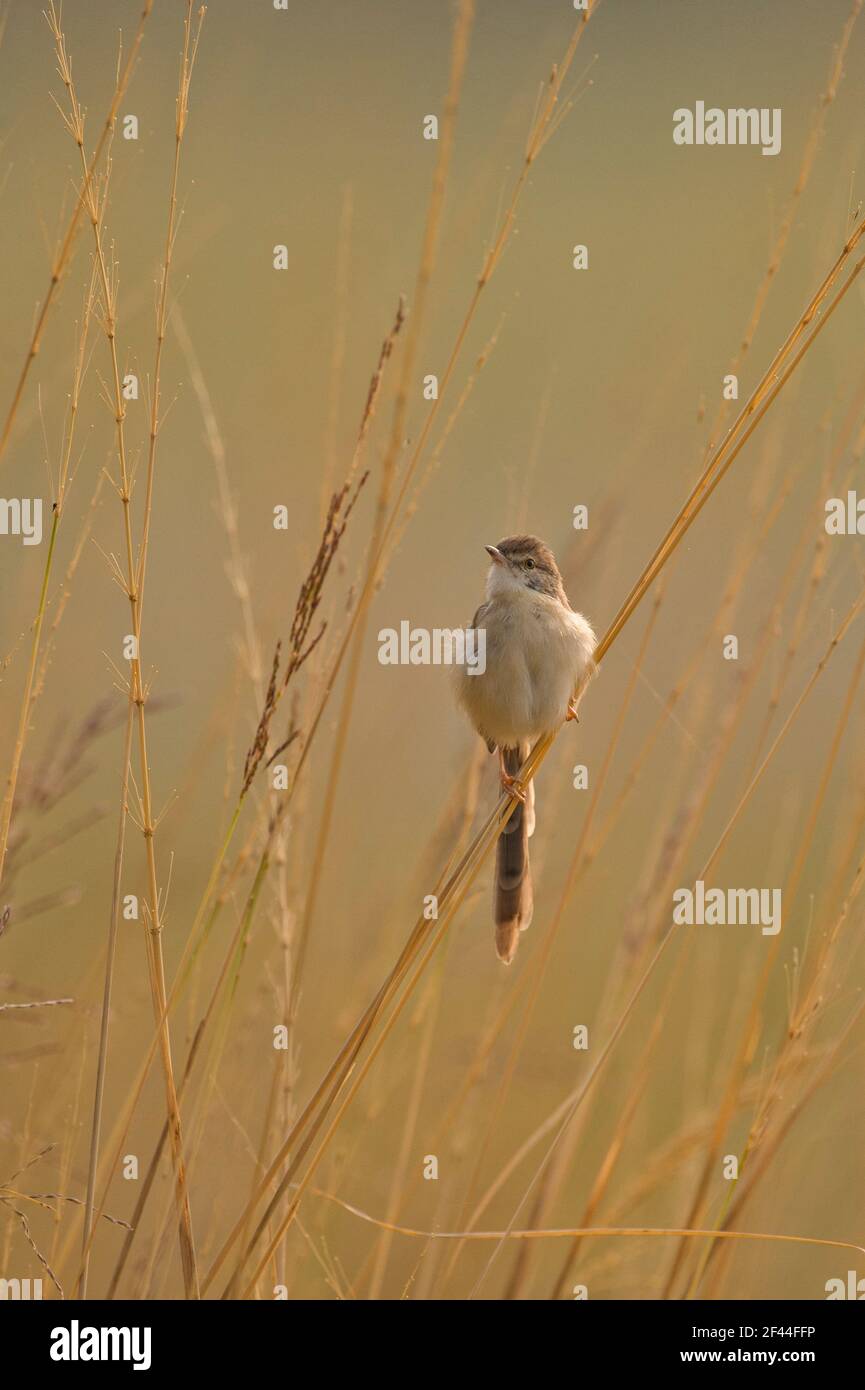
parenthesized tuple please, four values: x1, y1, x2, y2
(494, 743, 534, 964)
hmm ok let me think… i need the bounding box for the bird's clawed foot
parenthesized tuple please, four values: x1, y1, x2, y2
(497, 747, 527, 802)
(566, 699, 581, 723)
(500, 770, 527, 803)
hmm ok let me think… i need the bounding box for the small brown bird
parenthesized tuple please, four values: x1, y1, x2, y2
(457, 536, 596, 963)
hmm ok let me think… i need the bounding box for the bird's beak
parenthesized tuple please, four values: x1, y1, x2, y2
(485, 544, 505, 566)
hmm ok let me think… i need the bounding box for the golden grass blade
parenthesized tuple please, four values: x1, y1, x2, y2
(300, 1189, 865, 1264)
(46, 0, 206, 1298)
(0, 1, 155, 467)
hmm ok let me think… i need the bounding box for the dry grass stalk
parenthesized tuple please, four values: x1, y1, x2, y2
(700, 0, 862, 461)
(0, 265, 97, 888)
(44, 0, 207, 1298)
(0, 0, 155, 466)
(172, 307, 266, 698)
(241, 473, 368, 798)
(291, 1184, 865, 1266)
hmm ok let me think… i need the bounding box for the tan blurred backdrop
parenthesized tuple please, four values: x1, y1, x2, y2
(1, 0, 863, 1299)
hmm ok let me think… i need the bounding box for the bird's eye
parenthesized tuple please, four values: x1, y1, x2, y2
(524, 557, 535, 569)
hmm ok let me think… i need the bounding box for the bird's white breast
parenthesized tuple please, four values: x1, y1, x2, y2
(458, 589, 595, 749)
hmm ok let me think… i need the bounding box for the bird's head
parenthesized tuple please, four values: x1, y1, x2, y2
(484, 535, 566, 602)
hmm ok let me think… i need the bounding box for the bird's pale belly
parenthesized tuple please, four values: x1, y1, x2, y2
(458, 593, 594, 749)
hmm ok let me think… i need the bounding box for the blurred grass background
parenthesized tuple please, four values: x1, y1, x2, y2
(0, 0, 864, 1299)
